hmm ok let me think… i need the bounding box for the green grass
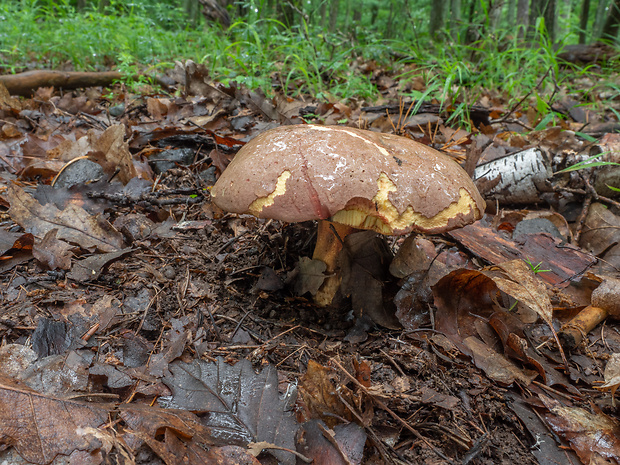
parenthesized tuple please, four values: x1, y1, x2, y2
(0, 0, 618, 125)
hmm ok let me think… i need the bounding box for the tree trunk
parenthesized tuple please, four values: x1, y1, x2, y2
(184, 0, 200, 27)
(516, 0, 530, 39)
(450, 0, 462, 39)
(507, 0, 516, 26)
(594, 0, 611, 37)
(429, 0, 445, 38)
(328, 0, 340, 32)
(281, 0, 301, 28)
(601, 0, 620, 41)
(488, 0, 504, 32)
(384, 0, 395, 38)
(544, 0, 557, 42)
(529, 0, 555, 40)
(579, 0, 590, 43)
(320, 0, 328, 28)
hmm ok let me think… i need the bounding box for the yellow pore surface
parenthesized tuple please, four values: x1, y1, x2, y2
(247, 170, 479, 234)
(248, 170, 291, 216)
(331, 172, 479, 234)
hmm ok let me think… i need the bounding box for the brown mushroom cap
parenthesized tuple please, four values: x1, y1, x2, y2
(211, 125, 485, 235)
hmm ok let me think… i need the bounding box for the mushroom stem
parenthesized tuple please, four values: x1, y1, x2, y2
(312, 220, 356, 307)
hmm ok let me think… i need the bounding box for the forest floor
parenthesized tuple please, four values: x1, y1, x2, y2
(0, 59, 620, 465)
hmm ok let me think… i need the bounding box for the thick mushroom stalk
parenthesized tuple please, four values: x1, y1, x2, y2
(210, 125, 486, 307)
(312, 220, 356, 306)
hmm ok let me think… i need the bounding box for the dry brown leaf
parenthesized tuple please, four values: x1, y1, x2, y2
(464, 336, 538, 386)
(541, 394, 620, 464)
(7, 183, 124, 252)
(32, 228, 73, 270)
(49, 125, 138, 184)
(489, 260, 567, 368)
(0, 374, 110, 464)
(491, 260, 553, 324)
(120, 405, 261, 465)
(599, 353, 620, 402)
(299, 360, 353, 427)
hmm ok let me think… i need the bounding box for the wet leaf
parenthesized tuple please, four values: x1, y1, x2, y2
(8, 183, 124, 252)
(296, 420, 366, 465)
(600, 353, 620, 400)
(161, 358, 298, 465)
(32, 228, 73, 270)
(67, 248, 133, 281)
(298, 360, 352, 427)
(120, 404, 260, 464)
(491, 260, 553, 325)
(0, 375, 110, 464)
(540, 394, 620, 464)
(295, 256, 327, 296)
(465, 337, 538, 386)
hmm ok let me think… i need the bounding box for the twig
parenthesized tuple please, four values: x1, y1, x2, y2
(490, 67, 552, 125)
(330, 358, 456, 464)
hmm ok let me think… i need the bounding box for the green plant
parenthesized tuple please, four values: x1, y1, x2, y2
(524, 260, 551, 274)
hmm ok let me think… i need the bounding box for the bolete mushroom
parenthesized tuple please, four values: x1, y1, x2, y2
(211, 125, 485, 306)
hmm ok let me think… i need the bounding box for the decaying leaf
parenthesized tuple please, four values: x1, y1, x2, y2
(67, 248, 133, 282)
(295, 256, 327, 296)
(296, 419, 366, 465)
(49, 124, 138, 184)
(120, 404, 261, 465)
(340, 231, 398, 328)
(8, 183, 124, 252)
(298, 360, 354, 427)
(540, 394, 620, 464)
(432, 267, 544, 385)
(161, 357, 298, 465)
(32, 228, 73, 270)
(464, 336, 538, 386)
(599, 353, 620, 402)
(0, 374, 110, 464)
(491, 260, 553, 324)
(489, 260, 567, 367)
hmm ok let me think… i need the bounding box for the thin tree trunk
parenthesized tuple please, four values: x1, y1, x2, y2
(489, 0, 504, 32)
(328, 0, 340, 32)
(516, 0, 530, 39)
(594, 0, 611, 37)
(320, 0, 328, 28)
(450, 0, 462, 39)
(429, 0, 446, 38)
(601, 0, 620, 41)
(507, 0, 517, 27)
(579, 0, 591, 43)
(544, 0, 557, 42)
(384, 0, 395, 38)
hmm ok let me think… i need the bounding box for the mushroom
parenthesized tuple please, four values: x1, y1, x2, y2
(211, 125, 485, 306)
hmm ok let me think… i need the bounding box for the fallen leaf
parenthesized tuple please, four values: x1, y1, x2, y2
(298, 360, 353, 427)
(599, 353, 620, 402)
(540, 394, 620, 464)
(491, 260, 553, 325)
(8, 183, 124, 252)
(296, 420, 366, 465)
(0, 374, 110, 465)
(33, 228, 73, 270)
(295, 256, 327, 296)
(161, 358, 298, 465)
(67, 248, 133, 282)
(465, 336, 538, 386)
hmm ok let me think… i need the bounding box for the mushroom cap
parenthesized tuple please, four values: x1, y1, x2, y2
(211, 125, 485, 235)
(591, 277, 620, 317)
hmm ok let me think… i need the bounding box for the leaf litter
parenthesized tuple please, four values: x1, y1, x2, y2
(0, 59, 619, 464)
